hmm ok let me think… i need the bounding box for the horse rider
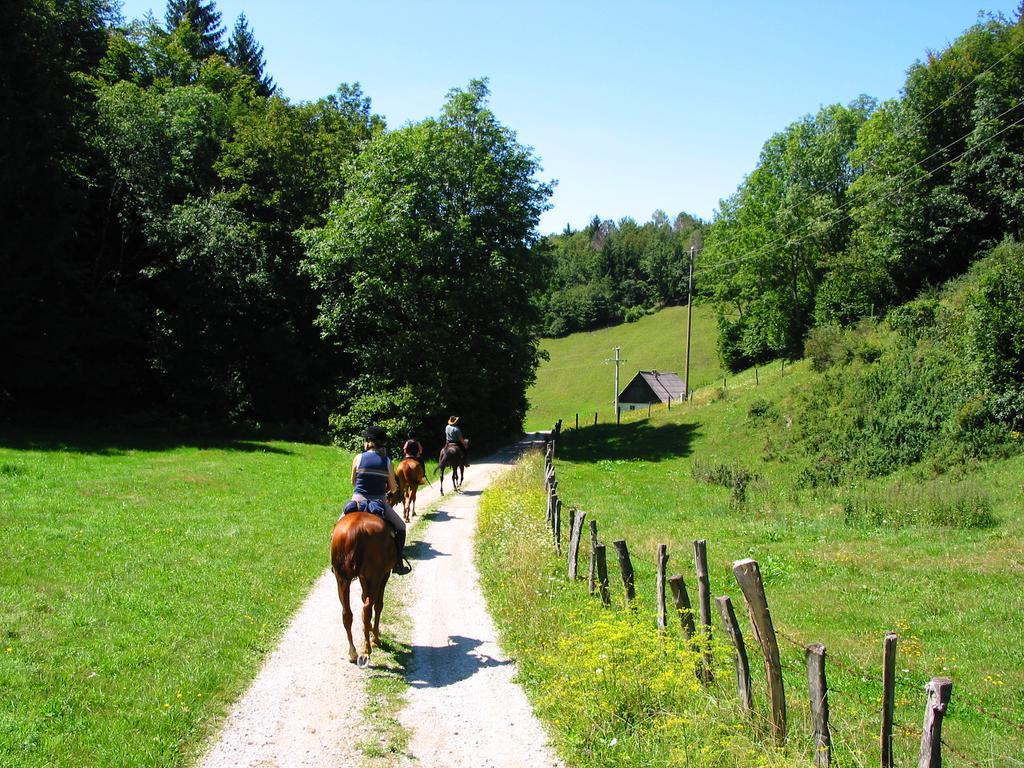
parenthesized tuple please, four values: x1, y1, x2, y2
(402, 430, 426, 477)
(350, 425, 412, 575)
(445, 415, 469, 466)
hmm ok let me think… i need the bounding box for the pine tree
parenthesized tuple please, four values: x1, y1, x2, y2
(165, 0, 223, 59)
(226, 13, 275, 96)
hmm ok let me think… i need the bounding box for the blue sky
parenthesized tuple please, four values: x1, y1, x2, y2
(119, 1, 1020, 234)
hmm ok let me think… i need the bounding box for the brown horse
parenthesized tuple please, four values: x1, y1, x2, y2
(438, 441, 467, 494)
(330, 512, 397, 667)
(395, 458, 424, 522)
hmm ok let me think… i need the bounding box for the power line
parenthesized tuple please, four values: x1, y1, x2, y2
(694, 101, 1024, 281)
(700, 30, 1024, 259)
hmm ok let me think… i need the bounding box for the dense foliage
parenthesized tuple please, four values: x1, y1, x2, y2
(537, 212, 704, 336)
(2, 2, 550, 444)
(702, 11, 1024, 375)
(794, 240, 1024, 484)
(302, 80, 552, 442)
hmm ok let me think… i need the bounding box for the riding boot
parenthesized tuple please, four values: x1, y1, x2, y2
(392, 529, 412, 575)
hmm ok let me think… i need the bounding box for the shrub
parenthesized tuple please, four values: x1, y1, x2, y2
(854, 339, 883, 363)
(804, 325, 851, 371)
(623, 305, 652, 323)
(691, 460, 756, 503)
(887, 298, 940, 344)
(747, 397, 778, 423)
(328, 381, 431, 453)
(965, 239, 1024, 428)
(798, 454, 844, 487)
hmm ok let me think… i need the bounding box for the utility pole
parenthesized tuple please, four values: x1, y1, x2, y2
(683, 246, 695, 400)
(614, 346, 621, 424)
(606, 346, 626, 424)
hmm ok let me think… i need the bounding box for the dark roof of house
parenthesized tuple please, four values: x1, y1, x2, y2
(618, 370, 686, 403)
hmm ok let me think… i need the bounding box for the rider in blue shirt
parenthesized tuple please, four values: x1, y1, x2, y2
(445, 416, 469, 466)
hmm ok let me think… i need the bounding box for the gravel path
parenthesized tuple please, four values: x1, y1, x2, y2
(197, 438, 559, 768)
(399, 441, 562, 768)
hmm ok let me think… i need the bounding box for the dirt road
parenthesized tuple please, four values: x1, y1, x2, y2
(198, 439, 560, 768)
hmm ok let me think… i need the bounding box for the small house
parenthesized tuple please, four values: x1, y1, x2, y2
(616, 370, 686, 414)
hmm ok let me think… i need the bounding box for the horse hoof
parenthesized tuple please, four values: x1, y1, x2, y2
(357, 654, 370, 668)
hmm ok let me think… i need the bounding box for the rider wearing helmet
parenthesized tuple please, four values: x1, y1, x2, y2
(350, 425, 412, 575)
(402, 430, 425, 476)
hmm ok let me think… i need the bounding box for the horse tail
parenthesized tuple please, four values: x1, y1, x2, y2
(341, 530, 364, 578)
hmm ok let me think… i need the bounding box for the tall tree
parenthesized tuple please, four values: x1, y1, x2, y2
(0, 0, 113, 410)
(165, 0, 223, 59)
(702, 98, 874, 369)
(302, 79, 553, 440)
(226, 13, 274, 97)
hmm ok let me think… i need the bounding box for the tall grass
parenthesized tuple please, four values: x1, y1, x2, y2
(501, 358, 1024, 765)
(477, 455, 813, 768)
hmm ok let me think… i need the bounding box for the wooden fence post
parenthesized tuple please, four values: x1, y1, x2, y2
(588, 520, 598, 595)
(918, 677, 952, 768)
(881, 632, 898, 768)
(668, 575, 697, 639)
(594, 544, 611, 606)
(613, 539, 635, 603)
(716, 595, 753, 715)
(567, 509, 586, 580)
(733, 558, 787, 745)
(694, 539, 714, 682)
(806, 643, 832, 768)
(594, 411, 598, 425)
(554, 498, 562, 554)
(656, 544, 668, 631)
(575, 413, 579, 430)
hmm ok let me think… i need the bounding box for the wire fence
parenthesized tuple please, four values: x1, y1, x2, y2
(538, 425, 1022, 767)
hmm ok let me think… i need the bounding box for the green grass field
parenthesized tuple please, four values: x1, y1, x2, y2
(0, 430, 354, 767)
(525, 304, 723, 431)
(483, 359, 1024, 767)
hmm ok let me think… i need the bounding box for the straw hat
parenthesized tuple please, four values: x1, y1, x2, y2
(447, 416, 459, 425)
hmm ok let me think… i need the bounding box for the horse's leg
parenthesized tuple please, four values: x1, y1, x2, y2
(335, 571, 357, 663)
(371, 574, 390, 647)
(358, 575, 373, 659)
(439, 464, 445, 494)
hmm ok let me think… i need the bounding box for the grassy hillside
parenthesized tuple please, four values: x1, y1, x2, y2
(481, 361, 1023, 767)
(525, 303, 723, 431)
(0, 430, 353, 767)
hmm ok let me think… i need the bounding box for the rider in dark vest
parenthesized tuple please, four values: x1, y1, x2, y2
(350, 425, 411, 575)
